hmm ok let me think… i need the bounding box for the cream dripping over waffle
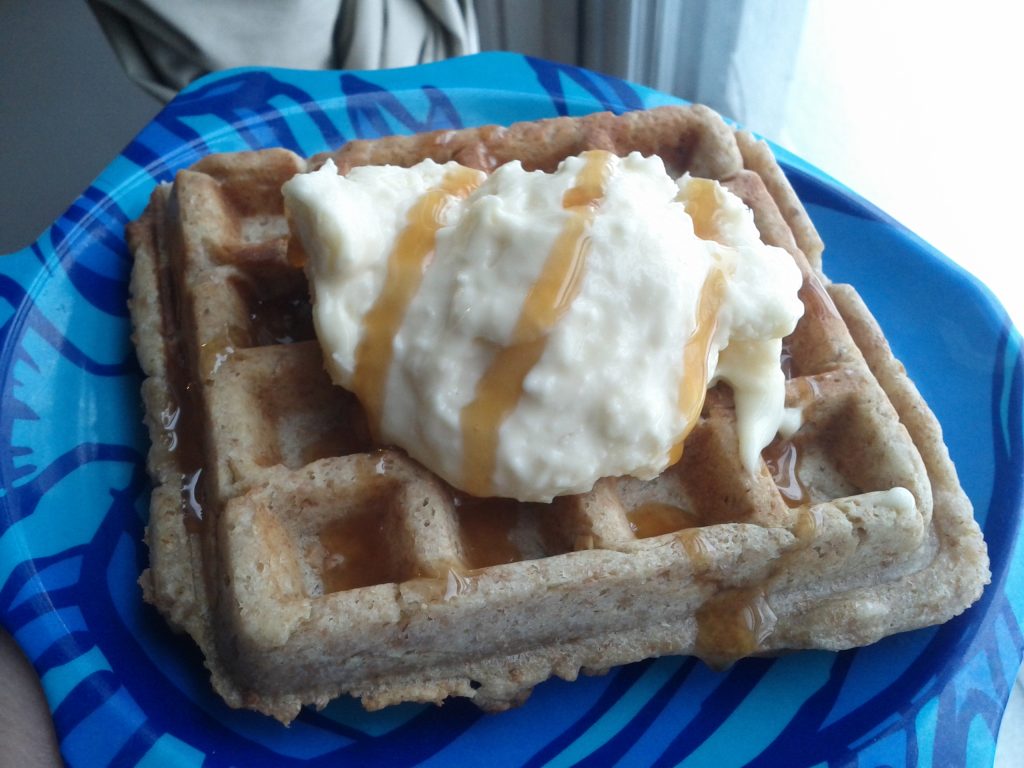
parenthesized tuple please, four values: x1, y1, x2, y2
(283, 151, 804, 502)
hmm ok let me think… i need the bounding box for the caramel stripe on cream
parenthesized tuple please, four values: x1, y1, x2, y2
(352, 166, 483, 433)
(762, 439, 810, 507)
(677, 176, 722, 242)
(667, 267, 725, 466)
(663, 178, 733, 467)
(460, 151, 614, 497)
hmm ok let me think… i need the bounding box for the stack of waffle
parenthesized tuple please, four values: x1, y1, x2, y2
(127, 106, 989, 723)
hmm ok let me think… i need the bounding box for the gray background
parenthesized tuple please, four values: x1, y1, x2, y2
(0, 0, 162, 253)
(0, 0, 584, 253)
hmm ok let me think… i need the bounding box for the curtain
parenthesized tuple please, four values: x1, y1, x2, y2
(476, 0, 808, 138)
(89, 0, 807, 134)
(89, 0, 480, 102)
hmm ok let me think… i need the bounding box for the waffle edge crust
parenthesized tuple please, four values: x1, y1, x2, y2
(126, 105, 990, 723)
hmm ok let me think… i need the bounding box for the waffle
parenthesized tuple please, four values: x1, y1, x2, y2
(127, 105, 989, 723)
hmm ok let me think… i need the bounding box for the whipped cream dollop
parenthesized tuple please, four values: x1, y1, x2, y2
(283, 151, 804, 502)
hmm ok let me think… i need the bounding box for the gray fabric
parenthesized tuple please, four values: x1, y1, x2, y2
(89, 0, 479, 102)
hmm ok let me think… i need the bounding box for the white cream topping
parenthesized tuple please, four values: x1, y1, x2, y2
(867, 486, 917, 513)
(283, 153, 805, 502)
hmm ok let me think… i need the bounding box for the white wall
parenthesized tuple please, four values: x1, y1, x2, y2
(779, 0, 1023, 331)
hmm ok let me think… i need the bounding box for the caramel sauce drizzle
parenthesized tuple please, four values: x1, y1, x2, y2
(285, 213, 307, 268)
(676, 177, 721, 241)
(663, 179, 729, 467)
(667, 268, 726, 465)
(693, 506, 822, 663)
(198, 325, 249, 381)
(181, 467, 205, 534)
(780, 339, 795, 379)
(319, 507, 396, 593)
(694, 586, 778, 665)
(794, 505, 824, 543)
(453, 494, 524, 568)
(799, 271, 840, 322)
(352, 166, 483, 433)
(159, 404, 181, 452)
(156, 230, 210, 534)
(674, 179, 809, 664)
(628, 501, 695, 539)
(679, 528, 715, 572)
(459, 151, 613, 496)
(761, 438, 810, 507)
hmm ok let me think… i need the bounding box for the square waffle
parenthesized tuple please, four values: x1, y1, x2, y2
(127, 105, 989, 723)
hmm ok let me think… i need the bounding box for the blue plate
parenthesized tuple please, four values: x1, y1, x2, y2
(1, 52, 1022, 768)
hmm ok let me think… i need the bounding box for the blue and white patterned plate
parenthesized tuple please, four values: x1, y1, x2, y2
(1, 52, 1022, 768)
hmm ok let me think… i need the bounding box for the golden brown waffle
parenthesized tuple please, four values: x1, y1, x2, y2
(127, 105, 989, 723)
